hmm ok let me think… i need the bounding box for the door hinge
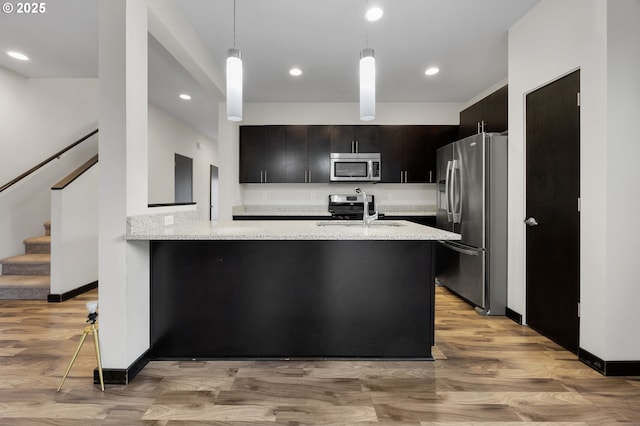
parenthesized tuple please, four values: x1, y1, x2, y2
(577, 197, 581, 212)
(577, 92, 581, 107)
(578, 302, 581, 317)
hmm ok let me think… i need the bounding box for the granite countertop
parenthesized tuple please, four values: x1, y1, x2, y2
(126, 219, 460, 241)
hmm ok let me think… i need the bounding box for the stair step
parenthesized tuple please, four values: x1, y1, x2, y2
(0, 254, 50, 276)
(24, 235, 51, 254)
(0, 275, 49, 300)
(44, 221, 51, 236)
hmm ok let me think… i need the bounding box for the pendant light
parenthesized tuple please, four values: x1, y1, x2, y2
(359, 48, 375, 121)
(359, 1, 376, 121)
(226, 0, 242, 121)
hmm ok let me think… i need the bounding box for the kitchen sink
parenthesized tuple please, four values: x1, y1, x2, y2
(316, 221, 406, 227)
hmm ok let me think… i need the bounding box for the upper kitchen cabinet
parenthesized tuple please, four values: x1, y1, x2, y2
(379, 125, 459, 183)
(329, 125, 379, 153)
(306, 126, 331, 183)
(239, 125, 286, 183)
(459, 85, 508, 139)
(240, 125, 330, 184)
(285, 125, 331, 183)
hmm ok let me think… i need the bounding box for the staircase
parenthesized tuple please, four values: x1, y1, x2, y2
(0, 221, 51, 300)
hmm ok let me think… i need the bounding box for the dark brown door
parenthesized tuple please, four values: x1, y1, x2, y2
(525, 70, 580, 353)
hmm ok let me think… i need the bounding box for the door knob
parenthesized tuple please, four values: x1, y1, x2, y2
(524, 217, 539, 227)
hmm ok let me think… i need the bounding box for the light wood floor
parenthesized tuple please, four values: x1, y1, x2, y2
(1, 287, 639, 425)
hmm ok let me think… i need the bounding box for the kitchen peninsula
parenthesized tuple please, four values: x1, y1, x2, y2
(127, 219, 460, 360)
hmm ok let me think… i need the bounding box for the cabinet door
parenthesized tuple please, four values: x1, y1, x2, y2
(402, 126, 431, 183)
(263, 126, 287, 183)
(459, 101, 483, 139)
(423, 125, 459, 183)
(285, 125, 308, 183)
(483, 85, 508, 134)
(378, 125, 403, 183)
(329, 126, 355, 152)
(308, 125, 331, 183)
(355, 125, 379, 152)
(239, 126, 264, 183)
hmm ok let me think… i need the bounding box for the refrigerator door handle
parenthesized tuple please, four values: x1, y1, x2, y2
(445, 160, 453, 222)
(451, 159, 461, 224)
(439, 241, 480, 256)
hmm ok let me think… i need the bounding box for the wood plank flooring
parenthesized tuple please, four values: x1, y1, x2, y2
(1, 286, 639, 425)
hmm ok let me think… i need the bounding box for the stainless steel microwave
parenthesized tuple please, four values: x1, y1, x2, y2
(330, 152, 381, 182)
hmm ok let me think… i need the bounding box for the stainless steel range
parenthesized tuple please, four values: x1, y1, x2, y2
(328, 194, 375, 220)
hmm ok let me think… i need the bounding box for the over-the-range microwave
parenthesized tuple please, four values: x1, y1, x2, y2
(330, 152, 381, 182)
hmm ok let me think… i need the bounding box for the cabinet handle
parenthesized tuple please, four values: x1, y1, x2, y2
(404, 171, 408, 183)
(477, 121, 481, 134)
(429, 170, 433, 183)
(304, 170, 307, 183)
(260, 170, 264, 183)
(356, 140, 359, 153)
(308, 170, 312, 182)
(400, 171, 403, 182)
(264, 170, 268, 183)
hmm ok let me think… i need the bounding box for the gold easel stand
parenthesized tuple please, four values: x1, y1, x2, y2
(57, 323, 104, 392)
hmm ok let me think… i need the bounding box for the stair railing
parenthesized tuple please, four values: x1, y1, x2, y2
(0, 128, 99, 194)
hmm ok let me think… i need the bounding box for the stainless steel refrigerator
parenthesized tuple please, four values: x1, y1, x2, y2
(435, 132, 508, 315)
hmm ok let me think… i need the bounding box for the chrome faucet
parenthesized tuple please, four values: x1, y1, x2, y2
(355, 187, 378, 227)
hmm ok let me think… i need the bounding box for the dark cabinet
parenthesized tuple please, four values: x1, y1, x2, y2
(284, 126, 308, 183)
(285, 125, 331, 183)
(239, 126, 286, 183)
(459, 85, 508, 139)
(241, 125, 330, 184)
(241, 124, 458, 184)
(379, 125, 458, 183)
(307, 126, 331, 183)
(330, 125, 379, 153)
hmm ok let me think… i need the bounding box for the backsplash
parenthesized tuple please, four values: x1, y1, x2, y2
(240, 183, 437, 207)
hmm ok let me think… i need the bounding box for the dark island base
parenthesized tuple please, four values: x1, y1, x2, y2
(151, 240, 435, 359)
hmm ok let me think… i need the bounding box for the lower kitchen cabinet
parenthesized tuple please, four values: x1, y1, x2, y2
(151, 239, 435, 359)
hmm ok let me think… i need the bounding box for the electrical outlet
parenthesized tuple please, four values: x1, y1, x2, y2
(262, 192, 268, 201)
(310, 192, 316, 200)
(388, 193, 393, 201)
(164, 215, 174, 226)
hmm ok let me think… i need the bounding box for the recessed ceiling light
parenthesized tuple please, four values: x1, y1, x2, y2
(179, 94, 192, 100)
(365, 7, 384, 22)
(7, 51, 29, 61)
(289, 67, 302, 77)
(425, 67, 440, 76)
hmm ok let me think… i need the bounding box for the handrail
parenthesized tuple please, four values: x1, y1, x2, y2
(0, 128, 99, 194)
(51, 154, 99, 190)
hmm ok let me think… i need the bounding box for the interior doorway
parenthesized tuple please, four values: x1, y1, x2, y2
(210, 165, 219, 220)
(525, 70, 581, 353)
(174, 153, 193, 203)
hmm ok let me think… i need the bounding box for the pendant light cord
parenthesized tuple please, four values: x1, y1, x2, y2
(233, 0, 237, 48)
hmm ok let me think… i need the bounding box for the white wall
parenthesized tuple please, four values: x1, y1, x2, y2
(216, 101, 461, 217)
(509, 0, 640, 360)
(50, 164, 99, 295)
(148, 104, 218, 220)
(604, 0, 640, 360)
(0, 68, 98, 260)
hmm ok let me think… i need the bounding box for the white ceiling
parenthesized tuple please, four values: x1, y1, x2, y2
(0, 0, 540, 139)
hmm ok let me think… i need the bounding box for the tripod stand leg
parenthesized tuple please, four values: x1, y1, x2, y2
(57, 329, 89, 392)
(91, 324, 104, 391)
